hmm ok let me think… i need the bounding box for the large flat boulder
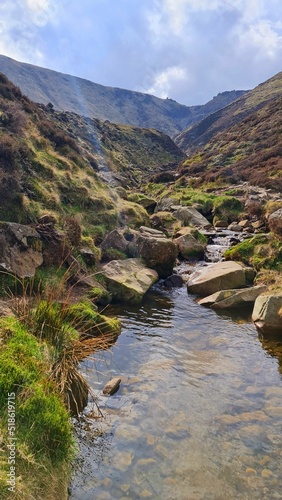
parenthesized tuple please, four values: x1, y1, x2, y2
(198, 285, 267, 309)
(252, 294, 282, 335)
(101, 258, 158, 304)
(187, 261, 246, 296)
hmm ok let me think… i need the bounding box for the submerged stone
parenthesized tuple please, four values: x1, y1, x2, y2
(103, 377, 122, 396)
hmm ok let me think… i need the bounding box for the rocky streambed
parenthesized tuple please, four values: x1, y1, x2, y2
(70, 231, 282, 500)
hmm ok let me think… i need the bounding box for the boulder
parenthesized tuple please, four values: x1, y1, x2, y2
(214, 220, 228, 228)
(80, 247, 97, 266)
(238, 219, 252, 229)
(172, 207, 212, 229)
(36, 223, 69, 266)
(174, 233, 205, 260)
(136, 231, 178, 278)
(198, 285, 267, 309)
(228, 223, 242, 232)
(138, 197, 157, 214)
(252, 294, 282, 335)
(101, 258, 158, 303)
(0, 223, 43, 278)
(187, 261, 246, 296)
(155, 197, 179, 212)
(268, 209, 282, 236)
(101, 229, 128, 253)
(150, 211, 177, 234)
(163, 274, 183, 288)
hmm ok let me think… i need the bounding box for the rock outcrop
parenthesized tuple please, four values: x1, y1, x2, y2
(252, 294, 282, 335)
(187, 261, 247, 296)
(101, 258, 158, 303)
(198, 285, 267, 309)
(268, 209, 282, 236)
(0, 223, 43, 278)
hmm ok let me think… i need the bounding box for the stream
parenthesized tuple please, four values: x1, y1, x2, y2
(70, 232, 282, 500)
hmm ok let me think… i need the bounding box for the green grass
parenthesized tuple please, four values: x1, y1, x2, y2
(0, 317, 74, 499)
(224, 234, 282, 272)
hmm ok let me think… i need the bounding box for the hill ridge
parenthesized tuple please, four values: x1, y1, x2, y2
(0, 54, 247, 137)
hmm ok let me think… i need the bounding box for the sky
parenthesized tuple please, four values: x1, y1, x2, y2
(0, 0, 282, 105)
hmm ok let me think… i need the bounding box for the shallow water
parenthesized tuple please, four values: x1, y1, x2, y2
(70, 284, 282, 500)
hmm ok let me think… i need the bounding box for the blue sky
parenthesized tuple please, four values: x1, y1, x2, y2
(0, 0, 282, 105)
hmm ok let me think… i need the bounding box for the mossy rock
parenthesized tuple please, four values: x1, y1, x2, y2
(150, 211, 178, 234)
(212, 196, 243, 223)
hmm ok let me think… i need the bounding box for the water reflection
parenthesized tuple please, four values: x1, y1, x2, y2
(259, 334, 282, 375)
(71, 286, 282, 500)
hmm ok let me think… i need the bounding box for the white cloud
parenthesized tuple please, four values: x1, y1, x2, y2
(146, 66, 187, 98)
(0, 0, 67, 64)
(237, 19, 282, 59)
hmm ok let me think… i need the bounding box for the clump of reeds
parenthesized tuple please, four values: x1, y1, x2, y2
(2, 267, 120, 415)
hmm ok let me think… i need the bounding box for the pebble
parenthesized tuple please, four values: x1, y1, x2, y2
(259, 455, 271, 466)
(163, 477, 177, 486)
(140, 489, 153, 498)
(113, 451, 133, 472)
(245, 468, 257, 475)
(261, 469, 272, 478)
(101, 478, 112, 488)
(136, 458, 156, 467)
(115, 424, 142, 441)
(120, 484, 130, 493)
(154, 444, 170, 459)
(146, 434, 155, 446)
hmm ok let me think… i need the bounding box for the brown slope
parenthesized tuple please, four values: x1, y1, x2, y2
(178, 96, 282, 191)
(175, 71, 282, 154)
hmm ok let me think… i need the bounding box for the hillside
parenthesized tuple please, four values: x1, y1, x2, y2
(175, 95, 282, 192)
(40, 106, 185, 186)
(0, 54, 247, 137)
(175, 71, 282, 154)
(0, 73, 185, 238)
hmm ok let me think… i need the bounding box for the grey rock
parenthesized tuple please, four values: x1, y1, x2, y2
(252, 294, 282, 335)
(174, 233, 205, 260)
(188, 261, 246, 296)
(101, 258, 158, 303)
(0, 223, 43, 278)
(136, 233, 178, 278)
(198, 285, 267, 309)
(172, 207, 212, 229)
